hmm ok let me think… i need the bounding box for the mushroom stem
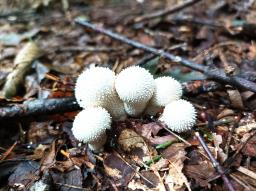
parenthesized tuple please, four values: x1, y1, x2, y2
(88, 133, 107, 152)
(144, 104, 161, 116)
(104, 92, 127, 121)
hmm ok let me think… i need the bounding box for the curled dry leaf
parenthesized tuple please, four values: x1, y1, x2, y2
(212, 133, 227, 163)
(3, 41, 40, 98)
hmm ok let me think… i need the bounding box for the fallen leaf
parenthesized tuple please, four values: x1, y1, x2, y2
(103, 153, 135, 187)
(227, 89, 244, 109)
(135, 122, 177, 145)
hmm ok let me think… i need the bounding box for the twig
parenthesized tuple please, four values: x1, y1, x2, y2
(0, 141, 17, 161)
(194, 132, 235, 191)
(75, 19, 256, 93)
(114, 151, 156, 187)
(0, 97, 80, 119)
(55, 183, 87, 190)
(134, 0, 202, 23)
(158, 122, 191, 146)
(49, 45, 123, 53)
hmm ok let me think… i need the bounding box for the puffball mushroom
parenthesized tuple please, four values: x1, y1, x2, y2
(115, 66, 155, 117)
(72, 107, 111, 152)
(145, 76, 182, 116)
(75, 66, 126, 121)
(159, 99, 196, 132)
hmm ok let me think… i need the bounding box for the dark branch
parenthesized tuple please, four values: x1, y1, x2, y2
(195, 132, 235, 191)
(0, 97, 81, 119)
(0, 82, 218, 119)
(75, 19, 256, 93)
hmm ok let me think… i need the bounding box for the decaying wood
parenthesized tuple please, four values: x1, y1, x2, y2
(75, 19, 256, 93)
(0, 97, 80, 119)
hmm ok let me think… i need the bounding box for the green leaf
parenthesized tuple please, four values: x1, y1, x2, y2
(140, 56, 160, 76)
(163, 68, 207, 82)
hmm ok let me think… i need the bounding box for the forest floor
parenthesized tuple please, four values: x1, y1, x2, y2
(0, 0, 256, 190)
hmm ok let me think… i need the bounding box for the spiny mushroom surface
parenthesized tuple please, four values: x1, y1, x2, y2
(75, 67, 115, 108)
(159, 99, 196, 132)
(72, 107, 111, 152)
(75, 66, 126, 121)
(145, 76, 182, 115)
(115, 66, 155, 117)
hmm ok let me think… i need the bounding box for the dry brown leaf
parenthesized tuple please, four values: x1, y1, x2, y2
(161, 143, 190, 191)
(118, 128, 146, 152)
(40, 140, 56, 172)
(184, 160, 216, 187)
(227, 89, 244, 109)
(103, 153, 135, 186)
(135, 122, 177, 145)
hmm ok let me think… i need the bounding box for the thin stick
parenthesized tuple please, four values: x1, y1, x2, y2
(75, 19, 256, 93)
(134, 0, 202, 23)
(158, 122, 191, 146)
(195, 132, 235, 191)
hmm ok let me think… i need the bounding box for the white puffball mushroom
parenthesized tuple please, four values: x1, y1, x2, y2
(75, 67, 115, 108)
(159, 99, 196, 132)
(115, 66, 155, 117)
(145, 76, 182, 116)
(72, 107, 111, 152)
(75, 66, 126, 121)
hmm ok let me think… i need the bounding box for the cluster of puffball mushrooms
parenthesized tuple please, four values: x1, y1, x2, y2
(72, 66, 196, 152)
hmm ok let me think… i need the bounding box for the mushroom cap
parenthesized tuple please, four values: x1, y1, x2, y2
(72, 107, 111, 143)
(150, 76, 182, 106)
(75, 67, 116, 108)
(115, 66, 155, 103)
(159, 99, 196, 132)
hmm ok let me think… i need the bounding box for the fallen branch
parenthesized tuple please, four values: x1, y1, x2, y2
(0, 97, 80, 119)
(75, 19, 256, 93)
(0, 82, 218, 119)
(133, 0, 202, 23)
(195, 132, 235, 191)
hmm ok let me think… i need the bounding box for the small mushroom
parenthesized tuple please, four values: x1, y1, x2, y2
(115, 66, 155, 117)
(72, 107, 111, 152)
(159, 99, 196, 132)
(75, 66, 126, 121)
(145, 76, 182, 116)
